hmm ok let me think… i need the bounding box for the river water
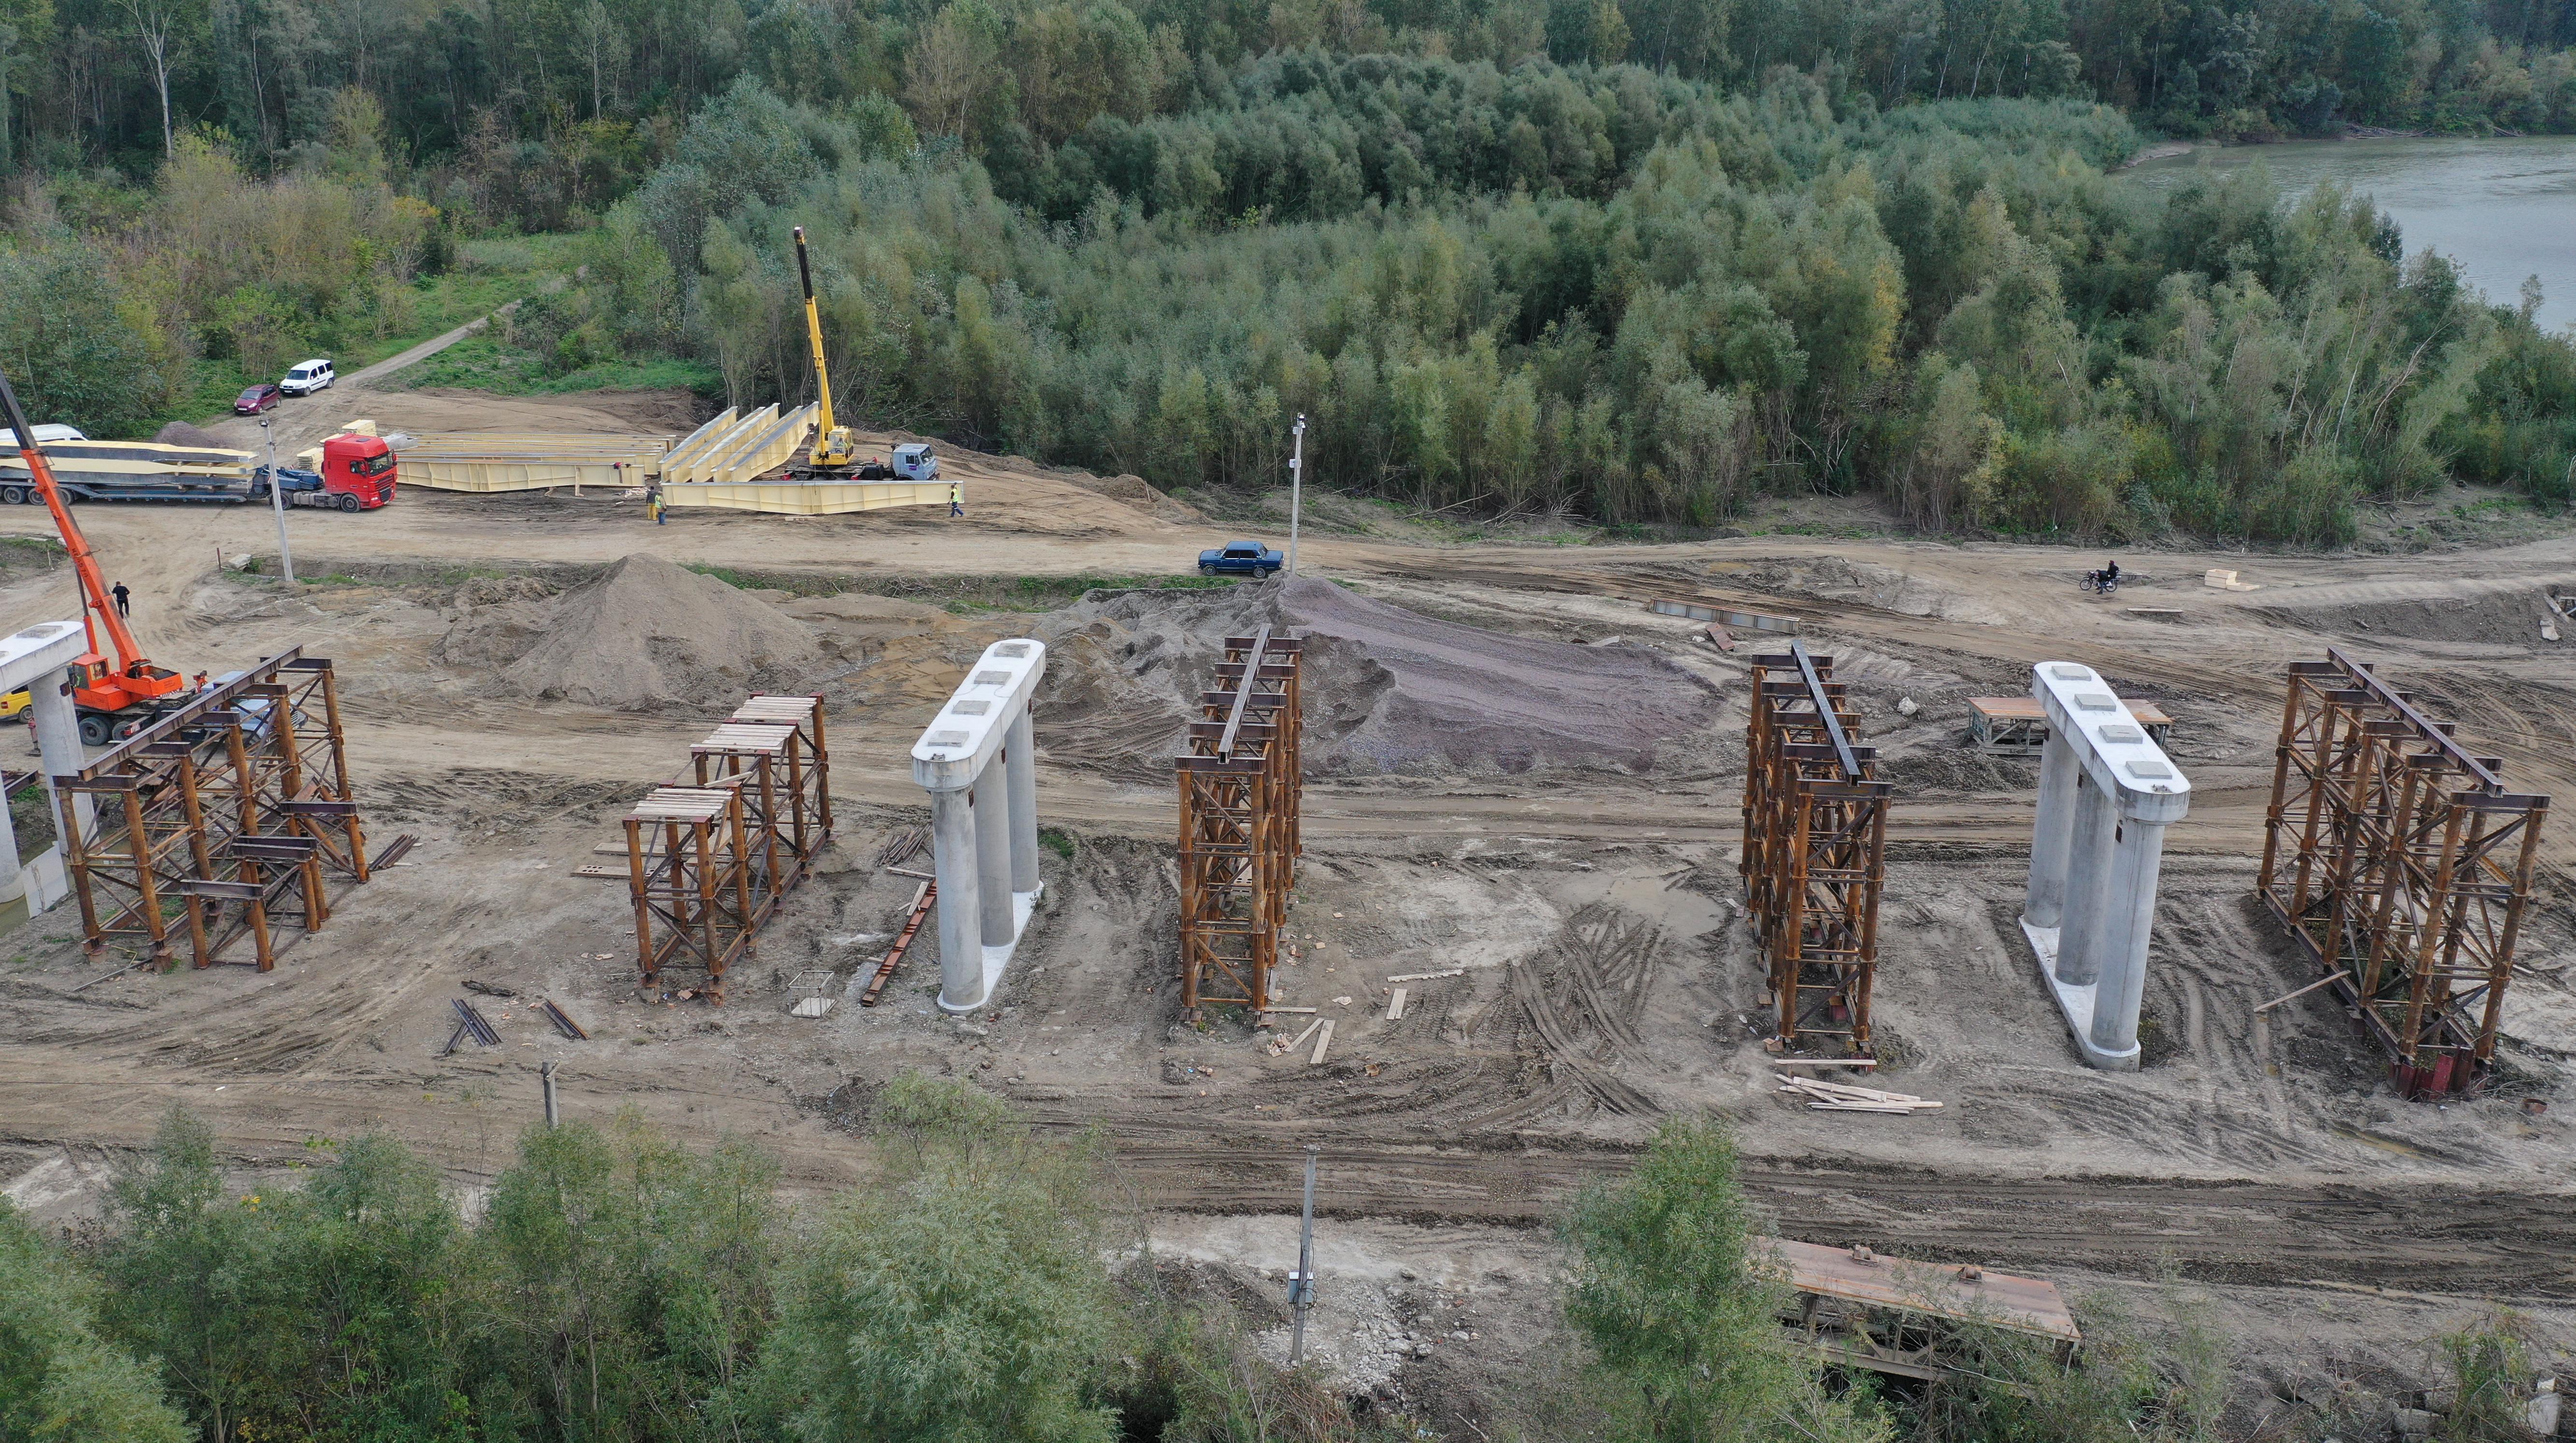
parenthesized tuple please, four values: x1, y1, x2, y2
(2125, 137, 2576, 332)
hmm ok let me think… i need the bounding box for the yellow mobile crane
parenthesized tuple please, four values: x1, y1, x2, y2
(790, 226, 861, 477)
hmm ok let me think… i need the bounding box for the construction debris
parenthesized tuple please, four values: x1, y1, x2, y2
(858, 880, 936, 1008)
(1385, 986, 1408, 1021)
(538, 998, 588, 1039)
(451, 997, 501, 1047)
(1178, 626, 1305, 1017)
(1742, 644, 1889, 1053)
(53, 649, 406, 971)
(1776, 1072, 1941, 1112)
(1386, 968, 1465, 983)
(2204, 568, 2261, 591)
(1647, 597, 1797, 633)
(2257, 649, 2547, 1097)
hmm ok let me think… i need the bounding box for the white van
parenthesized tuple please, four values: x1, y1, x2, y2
(281, 359, 336, 395)
(0, 424, 88, 447)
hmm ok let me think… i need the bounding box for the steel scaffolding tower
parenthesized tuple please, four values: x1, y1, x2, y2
(1741, 644, 1890, 1053)
(2258, 649, 2547, 1098)
(1177, 627, 1304, 1017)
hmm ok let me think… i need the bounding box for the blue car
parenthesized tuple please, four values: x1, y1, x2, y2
(1199, 539, 1284, 577)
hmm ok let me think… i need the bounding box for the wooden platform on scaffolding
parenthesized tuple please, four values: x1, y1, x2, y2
(590, 693, 835, 1004)
(1967, 695, 2173, 754)
(1177, 626, 1304, 1017)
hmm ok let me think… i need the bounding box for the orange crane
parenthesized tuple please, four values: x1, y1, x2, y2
(0, 362, 196, 745)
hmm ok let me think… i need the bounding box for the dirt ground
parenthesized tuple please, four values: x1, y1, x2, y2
(3, 390, 2574, 1433)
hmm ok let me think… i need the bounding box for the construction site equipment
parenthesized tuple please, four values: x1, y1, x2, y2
(48, 649, 399, 970)
(912, 641, 1049, 1011)
(2257, 649, 2547, 1098)
(2018, 663, 2191, 1072)
(0, 436, 258, 503)
(1766, 1236, 2080, 1382)
(1741, 644, 1888, 1053)
(790, 226, 861, 474)
(396, 433, 670, 492)
(1177, 627, 1306, 1018)
(0, 364, 202, 745)
(1967, 694, 2173, 754)
(605, 694, 837, 1004)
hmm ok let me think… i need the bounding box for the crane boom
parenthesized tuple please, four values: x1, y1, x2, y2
(793, 227, 844, 466)
(0, 361, 188, 720)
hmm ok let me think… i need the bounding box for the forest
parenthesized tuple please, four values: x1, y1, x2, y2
(0, 1079, 2540, 1443)
(1, 0, 2574, 540)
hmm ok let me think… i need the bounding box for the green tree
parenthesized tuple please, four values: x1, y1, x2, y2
(1563, 1117, 1890, 1443)
(0, 1199, 189, 1443)
(752, 1076, 1122, 1443)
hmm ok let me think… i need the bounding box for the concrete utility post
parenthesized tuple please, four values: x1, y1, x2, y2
(260, 418, 296, 584)
(541, 1060, 560, 1127)
(1289, 1144, 1319, 1366)
(2018, 662, 2190, 1069)
(1286, 414, 1305, 577)
(912, 639, 1049, 1011)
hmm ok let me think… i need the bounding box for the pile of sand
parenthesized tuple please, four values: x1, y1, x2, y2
(1041, 577, 1722, 776)
(436, 554, 823, 709)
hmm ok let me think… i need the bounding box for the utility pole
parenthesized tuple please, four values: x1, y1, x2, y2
(1289, 1144, 1319, 1366)
(1286, 414, 1305, 577)
(259, 418, 296, 584)
(541, 1060, 559, 1127)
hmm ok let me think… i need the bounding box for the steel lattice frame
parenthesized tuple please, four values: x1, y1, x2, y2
(1740, 645, 1890, 1053)
(2257, 649, 2547, 1097)
(53, 652, 385, 971)
(1177, 627, 1303, 1016)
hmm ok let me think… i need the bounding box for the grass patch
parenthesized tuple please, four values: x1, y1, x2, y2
(1039, 827, 1077, 859)
(392, 329, 721, 396)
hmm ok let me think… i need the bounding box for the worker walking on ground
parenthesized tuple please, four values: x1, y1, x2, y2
(646, 485, 665, 525)
(949, 481, 963, 517)
(111, 581, 131, 617)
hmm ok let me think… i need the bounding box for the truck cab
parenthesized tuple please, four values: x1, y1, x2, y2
(891, 443, 938, 480)
(322, 433, 397, 507)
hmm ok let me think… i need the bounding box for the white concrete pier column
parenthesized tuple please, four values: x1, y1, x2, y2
(911, 638, 1050, 1014)
(2024, 729, 2080, 927)
(2086, 819, 2170, 1063)
(972, 761, 1013, 946)
(929, 785, 984, 1009)
(1005, 707, 1040, 895)
(2054, 775, 2119, 987)
(29, 663, 93, 840)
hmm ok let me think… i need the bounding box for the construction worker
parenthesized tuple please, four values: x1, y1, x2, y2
(111, 580, 131, 617)
(948, 480, 963, 517)
(645, 484, 665, 525)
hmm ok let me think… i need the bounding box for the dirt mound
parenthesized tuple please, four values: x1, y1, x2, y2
(1719, 555, 2011, 625)
(1038, 578, 1722, 777)
(436, 554, 822, 709)
(2255, 587, 2568, 646)
(153, 420, 234, 450)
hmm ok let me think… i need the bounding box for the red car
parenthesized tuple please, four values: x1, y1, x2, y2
(234, 383, 283, 415)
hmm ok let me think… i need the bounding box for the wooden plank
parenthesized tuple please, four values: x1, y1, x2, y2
(572, 863, 625, 879)
(1387, 967, 1466, 983)
(1309, 1019, 1335, 1065)
(2253, 973, 2347, 1013)
(1967, 696, 2172, 726)
(1759, 1236, 2080, 1342)
(1282, 1018, 1324, 1051)
(1774, 1057, 1879, 1069)
(1386, 986, 1408, 1021)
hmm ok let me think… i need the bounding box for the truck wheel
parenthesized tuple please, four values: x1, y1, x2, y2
(78, 715, 109, 747)
(1200, 564, 1215, 576)
(0, 487, 22, 505)
(112, 718, 143, 740)
(336, 492, 361, 512)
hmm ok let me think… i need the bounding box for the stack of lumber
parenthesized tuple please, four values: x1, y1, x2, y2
(1776, 1072, 1942, 1113)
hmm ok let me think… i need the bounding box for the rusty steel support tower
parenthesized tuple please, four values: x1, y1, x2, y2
(1177, 626, 1304, 1017)
(2258, 649, 2547, 1098)
(1741, 643, 1890, 1053)
(53, 650, 403, 971)
(614, 693, 834, 1004)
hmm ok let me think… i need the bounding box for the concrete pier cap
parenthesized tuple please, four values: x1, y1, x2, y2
(911, 639, 1049, 1013)
(2019, 661, 2190, 1072)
